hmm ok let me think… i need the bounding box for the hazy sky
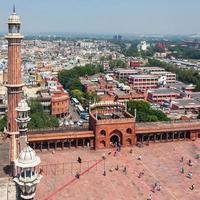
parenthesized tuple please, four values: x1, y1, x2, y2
(1, 0, 200, 34)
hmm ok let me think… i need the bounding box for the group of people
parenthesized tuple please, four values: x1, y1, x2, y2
(152, 182, 161, 192)
(180, 156, 195, 190)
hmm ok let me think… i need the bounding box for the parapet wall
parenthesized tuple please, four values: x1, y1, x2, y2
(136, 120, 200, 134)
(0, 178, 18, 200)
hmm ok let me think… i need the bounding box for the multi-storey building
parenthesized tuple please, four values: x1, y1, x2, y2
(114, 69, 138, 80)
(51, 91, 69, 117)
(150, 71, 176, 84)
(138, 66, 165, 73)
(148, 88, 180, 103)
(37, 78, 69, 117)
(128, 74, 158, 90)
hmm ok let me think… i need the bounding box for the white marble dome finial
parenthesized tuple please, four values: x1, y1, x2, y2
(15, 145, 40, 168)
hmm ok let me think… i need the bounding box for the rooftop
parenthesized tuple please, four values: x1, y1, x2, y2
(148, 88, 180, 95)
(129, 74, 158, 79)
(171, 98, 200, 107)
(167, 82, 194, 90)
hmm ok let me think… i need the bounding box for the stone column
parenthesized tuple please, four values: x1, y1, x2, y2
(190, 131, 198, 141)
(82, 139, 85, 147)
(55, 141, 57, 150)
(69, 140, 71, 148)
(40, 142, 43, 151)
(184, 132, 186, 140)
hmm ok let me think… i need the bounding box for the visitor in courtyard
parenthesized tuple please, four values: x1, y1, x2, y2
(138, 170, 145, 178)
(103, 170, 106, 176)
(75, 172, 80, 179)
(77, 156, 82, 163)
(115, 165, 119, 171)
(188, 159, 193, 166)
(157, 184, 161, 191)
(129, 149, 133, 154)
(181, 167, 184, 174)
(180, 156, 184, 162)
(109, 167, 114, 172)
(102, 153, 106, 160)
(138, 155, 142, 160)
(123, 166, 127, 175)
(147, 194, 152, 200)
(188, 172, 192, 179)
(191, 184, 195, 190)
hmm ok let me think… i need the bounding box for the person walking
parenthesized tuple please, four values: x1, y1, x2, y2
(191, 184, 195, 190)
(147, 194, 152, 200)
(77, 156, 82, 163)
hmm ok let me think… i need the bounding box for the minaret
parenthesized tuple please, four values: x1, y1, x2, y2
(5, 6, 24, 169)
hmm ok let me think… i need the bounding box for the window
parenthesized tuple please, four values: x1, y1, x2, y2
(100, 130, 106, 136)
(127, 128, 132, 134)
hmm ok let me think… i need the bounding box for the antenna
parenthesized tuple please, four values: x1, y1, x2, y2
(13, 4, 16, 13)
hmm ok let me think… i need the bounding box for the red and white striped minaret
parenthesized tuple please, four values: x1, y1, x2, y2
(5, 6, 23, 169)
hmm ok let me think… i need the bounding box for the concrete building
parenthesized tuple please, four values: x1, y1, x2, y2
(37, 78, 70, 117)
(170, 99, 200, 112)
(128, 74, 158, 90)
(148, 88, 180, 103)
(114, 69, 138, 80)
(150, 71, 176, 84)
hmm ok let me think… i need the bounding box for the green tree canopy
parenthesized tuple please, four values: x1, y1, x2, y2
(109, 59, 127, 70)
(28, 100, 59, 129)
(58, 64, 104, 91)
(0, 117, 7, 132)
(71, 89, 84, 101)
(127, 100, 169, 122)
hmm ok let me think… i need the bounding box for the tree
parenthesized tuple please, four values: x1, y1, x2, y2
(29, 99, 43, 113)
(0, 117, 7, 132)
(58, 64, 104, 91)
(28, 99, 59, 129)
(71, 89, 84, 101)
(197, 112, 200, 119)
(84, 92, 100, 104)
(109, 59, 127, 70)
(69, 79, 83, 91)
(127, 100, 169, 122)
(128, 100, 150, 114)
(146, 115, 158, 122)
(195, 81, 200, 92)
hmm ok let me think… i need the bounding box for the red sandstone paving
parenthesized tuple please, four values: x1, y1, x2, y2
(35, 140, 200, 200)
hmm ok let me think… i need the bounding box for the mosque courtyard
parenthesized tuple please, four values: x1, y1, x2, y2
(35, 140, 200, 200)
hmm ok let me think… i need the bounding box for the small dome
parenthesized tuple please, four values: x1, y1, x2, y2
(8, 12, 21, 24)
(16, 99, 30, 112)
(15, 145, 40, 168)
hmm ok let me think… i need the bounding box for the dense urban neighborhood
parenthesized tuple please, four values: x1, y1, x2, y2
(1, 2, 200, 200)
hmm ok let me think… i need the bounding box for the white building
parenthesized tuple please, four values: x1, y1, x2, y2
(137, 41, 150, 52)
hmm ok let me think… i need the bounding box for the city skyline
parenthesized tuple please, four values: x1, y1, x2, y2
(1, 0, 200, 35)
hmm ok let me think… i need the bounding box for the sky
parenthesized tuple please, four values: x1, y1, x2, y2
(1, 0, 200, 35)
